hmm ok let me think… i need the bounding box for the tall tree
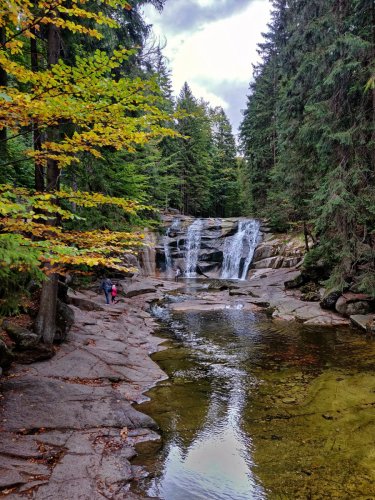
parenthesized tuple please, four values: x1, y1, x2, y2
(0, 0, 177, 340)
(174, 83, 212, 216)
(240, 0, 375, 293)
(210, 107, 238, 217)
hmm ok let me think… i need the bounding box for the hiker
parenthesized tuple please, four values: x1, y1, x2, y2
(111, 283, 118, 303)
(100, 277, 113, 304)
(175, 267, 181, 282)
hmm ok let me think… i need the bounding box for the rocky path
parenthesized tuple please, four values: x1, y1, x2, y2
(0, 279, 180, 499)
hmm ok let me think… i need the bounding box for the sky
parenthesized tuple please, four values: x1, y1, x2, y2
(142, 0, 272, 135)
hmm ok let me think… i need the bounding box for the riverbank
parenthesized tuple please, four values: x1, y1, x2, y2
(0, 278, 181, 498)
(0, 270, 370, 498)
(168, 268, 352, 327)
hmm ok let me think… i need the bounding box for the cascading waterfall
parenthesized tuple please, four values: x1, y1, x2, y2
(185, 219, 204, 277)
(164, 240, 173, 277)
(164, 218, 181, 277)
(221, 219, 260, 280)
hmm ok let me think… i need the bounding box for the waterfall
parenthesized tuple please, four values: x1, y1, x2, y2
(221, 219, 260, 280)
(163, 218, 180, 277)
(185, 219, 204, 277)
(164, 239, 173, 277)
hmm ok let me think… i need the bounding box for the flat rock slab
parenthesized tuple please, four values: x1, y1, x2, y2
(0, 287, 166, 498)
(350, 314, 374, 331)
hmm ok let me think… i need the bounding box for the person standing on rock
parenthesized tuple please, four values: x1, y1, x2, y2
(111, 283, 118, 303)
(175, 267, 181, 282)
(101, 277, 113, 304)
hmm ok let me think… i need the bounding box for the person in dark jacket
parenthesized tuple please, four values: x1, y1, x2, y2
(101, 277, 113, 304)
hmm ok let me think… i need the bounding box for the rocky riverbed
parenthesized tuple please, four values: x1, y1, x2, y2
(0, 268, 372, 498)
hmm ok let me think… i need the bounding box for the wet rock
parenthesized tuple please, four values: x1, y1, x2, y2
(320, 290, 341, 310)
(335, 293, 373, 317)
(208, 280, 234, 290)
(2, 320, 40, 349)
(55, 299, 75, 343)
(0, 339, 14, 370)
(199, 250, 223, 262)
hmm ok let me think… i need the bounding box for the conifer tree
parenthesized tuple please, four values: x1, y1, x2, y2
(175, 83, 212, 215)
(210, 107, 238, 217)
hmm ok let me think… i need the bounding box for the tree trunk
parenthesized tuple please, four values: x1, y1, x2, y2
(34, 273, 59, 344)
(0, 27, 7, 164)
(303, 221, 310, 252)
(30, 28, 44, 191)
(35, 22, 61, 344)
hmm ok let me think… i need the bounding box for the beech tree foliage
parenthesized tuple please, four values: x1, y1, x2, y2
(0, 0, 177, 338)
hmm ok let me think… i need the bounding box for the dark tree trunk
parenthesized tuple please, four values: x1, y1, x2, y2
(34, 273, 59, 344)
(303, 221, 310, 252)
(0, 27, 7, 164)
(35, 22, 61, 344)
(30, 28, 44, 191)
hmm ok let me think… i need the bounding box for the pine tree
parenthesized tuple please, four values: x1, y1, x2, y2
(210, 107, 238, 217)
(175, 83, 213, 216)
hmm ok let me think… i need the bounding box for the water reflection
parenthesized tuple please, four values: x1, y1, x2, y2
(146, 370, 264, 500)
(133, 309, 375, 499)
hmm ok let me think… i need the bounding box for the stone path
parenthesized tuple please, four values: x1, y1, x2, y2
(0, 279, 180, 499)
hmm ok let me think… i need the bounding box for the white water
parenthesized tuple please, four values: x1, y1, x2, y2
(164, 218, 181, 277)
(164, 239, 173, 277)
(221, 219, 260, 280)
(185, 219, 204, 277)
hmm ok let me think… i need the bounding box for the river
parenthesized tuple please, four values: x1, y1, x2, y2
(131, 285, 375, 499)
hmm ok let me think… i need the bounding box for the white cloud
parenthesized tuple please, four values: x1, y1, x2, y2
(144, 0, 271, 131)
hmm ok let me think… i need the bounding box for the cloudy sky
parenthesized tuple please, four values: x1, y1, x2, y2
(142, 0, 271, 134)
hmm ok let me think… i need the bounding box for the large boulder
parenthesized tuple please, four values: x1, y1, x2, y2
(320, 290, 341, 310)
(2, 320, 40, 350)
(335, 293, 373, 317)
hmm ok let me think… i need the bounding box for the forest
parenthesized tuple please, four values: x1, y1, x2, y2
(0, 0, 374, 341)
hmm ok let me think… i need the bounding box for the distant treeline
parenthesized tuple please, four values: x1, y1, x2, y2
(239, 0, 375, 294)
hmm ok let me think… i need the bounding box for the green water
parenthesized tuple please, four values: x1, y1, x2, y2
(132, 306, 375, 499)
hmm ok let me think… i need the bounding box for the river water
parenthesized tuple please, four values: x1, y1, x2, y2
(131, 294, 375, 499)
